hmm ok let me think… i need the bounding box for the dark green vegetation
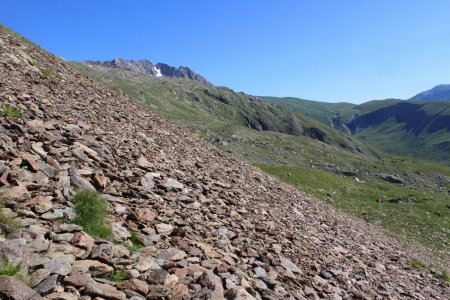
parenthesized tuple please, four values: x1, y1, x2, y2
(73, 62, 450, 258)
(70, 190, 111, 238)
(409, 259, 428, 270)
(262, 96, 450, 165)
(409, 259, 450, 283)
(0, 104, 22, 119)
(127, 231, 144, 251)
(108, 268, 126, 282)
(0, 256, 21, 278)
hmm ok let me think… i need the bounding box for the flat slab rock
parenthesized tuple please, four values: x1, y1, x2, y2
(0, 275, 42, 300)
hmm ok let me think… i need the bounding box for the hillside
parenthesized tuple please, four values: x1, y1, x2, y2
(73, 58, 450, 256)
(1, 26, 448, 299)
(410, 84, 450, 101)
(73, 61, 370, 156)
(347, 101, 450, 164)
(263, 96, 450, 164)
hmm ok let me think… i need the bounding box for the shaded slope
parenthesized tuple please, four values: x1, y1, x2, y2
(1, 25, 448, 299)
(264, 96, 450, 164)
(347, 101, 450, 164)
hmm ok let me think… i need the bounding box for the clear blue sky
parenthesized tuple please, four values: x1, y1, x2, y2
(1, 1, 450, 103)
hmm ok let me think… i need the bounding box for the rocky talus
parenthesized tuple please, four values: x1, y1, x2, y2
(0, 27, 448, 300)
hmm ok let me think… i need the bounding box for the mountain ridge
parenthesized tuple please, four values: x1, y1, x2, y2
(84, 58, 211, 85)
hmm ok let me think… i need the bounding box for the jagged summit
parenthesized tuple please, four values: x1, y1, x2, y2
(0, 26, 448, 299)
(84, 58, 211, 85)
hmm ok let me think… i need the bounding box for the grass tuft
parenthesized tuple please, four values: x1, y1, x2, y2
(409, 259, 427, 270)
(108, 268, 126, 282)
(127, 231, 144, 251)
(0, 256, 22, 278)
(70, 189, 111, 238)
(437, 271, 450, 283)
(1, 104, 22, 119)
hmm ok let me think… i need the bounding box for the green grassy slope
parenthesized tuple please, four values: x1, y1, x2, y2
(261, 165, 449, 254)
(73, 63, 370, 154)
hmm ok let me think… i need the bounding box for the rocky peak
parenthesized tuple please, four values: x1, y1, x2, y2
(0, 26, 448, 299)
(84, 58, 211, 85)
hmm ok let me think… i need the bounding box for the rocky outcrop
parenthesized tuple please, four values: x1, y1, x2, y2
(0, 26, 449, 299)
(84, 58, 211, 85)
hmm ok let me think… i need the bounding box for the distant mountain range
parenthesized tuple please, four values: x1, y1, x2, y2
(84, 58, 210, 85)
(262, 96, 450, 164)
(409, 84, 450, 101)
(78, 58, 449, 164)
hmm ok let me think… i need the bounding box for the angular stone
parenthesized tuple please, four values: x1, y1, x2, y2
(30, 268, 51, 287)
(63, 274, 90, 287)
(279, 255, 303, 275)
(159, 247, 186, 261)
(144, 268, 169, 284)
(0, 275, 42, 300)
(111, 223, 131, 241)
(40, 209, 64, 220)
(224, 287, 257, 300)
(140, 173, 155, 189)
(44, 292, 78, 300)
(135, 257, 160, 272)
(117, 279, 148, 295)
(34, 274, 58, 295)
(155, 223, 174, 235)
(254, 266, 267, 278)
(33, 196, 53, 214)
(170, 283, 189, 299)
(53, 223, 82, 233)
(85, 280, 126, 300)
(71, 231, 94, 258)
(135, 207, 157, 222)
(43, 259, 72, 276)
(71, 259, 113, 276)
(1, 185, 29, 201)
(136, 156, 152, 169)
(162, 178, 183, 190)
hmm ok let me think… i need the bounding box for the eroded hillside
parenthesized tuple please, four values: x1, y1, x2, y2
(0, 25, 449, 299)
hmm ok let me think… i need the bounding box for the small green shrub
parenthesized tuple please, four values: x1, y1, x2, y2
(0, 104, 22, 119)
(108, 268, 126, 282)
(409, 259, 427, 270)
(127, 231, 144, 251)
(70, 189, 111, 238)
(0, 256, 22, 278)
